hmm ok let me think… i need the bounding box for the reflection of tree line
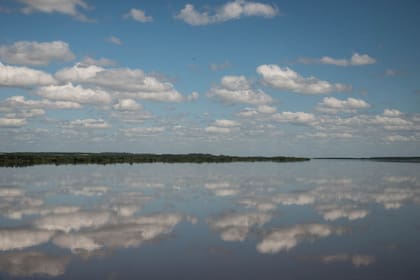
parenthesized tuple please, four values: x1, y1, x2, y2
(0, 153, 310, 167)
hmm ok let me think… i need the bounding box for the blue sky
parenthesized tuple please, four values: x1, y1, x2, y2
(0, 0, 419, 156)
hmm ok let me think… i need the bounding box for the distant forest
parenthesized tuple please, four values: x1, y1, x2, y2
(0, 153, 310, 167)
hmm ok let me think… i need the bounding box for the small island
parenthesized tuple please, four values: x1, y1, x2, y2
(0, 153, 310, 167)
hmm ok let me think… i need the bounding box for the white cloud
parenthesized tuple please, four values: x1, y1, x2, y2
(124, 8, 153, 22)
(106, 36, 123, 45)
(257, 64, 351, 94)
(257, 224, 344, 254)
(299, 53, 376, 67)
(0, 251, 70, 277)
(385, 135, 416, 142)
(175, 0, 278, 26)
(210, 61, 231, 71)
(317, 97, 370, 114)
(383, 109, 403, 117)
(66, 119, 111, 129)
(0, 63, 56, 87)
(272, 111, 316, 125)
(121, 127, 165, 136)
(0, 41, 74, 66)
(187, 91, 199, 101)
(213, 119, 240, 127)
(81, 56, 116, 67)
(111, 110, 154, 123)
(208, 75, 273, 104)
(205, 126, 231, 133)
(2, 96, 81, 110)
(113, 99, 142, 111)
(350, 53, 376, 65)
(36, 83, 112, 105)
(0, 229, 53, 251)
(18, 0, 90, 21)
(257, 104, 277, 114)
(0, 118, 26, 127)
(55, 64, 184, 102)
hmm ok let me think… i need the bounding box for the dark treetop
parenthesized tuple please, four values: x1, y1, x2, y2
(0, 153, 310, 167)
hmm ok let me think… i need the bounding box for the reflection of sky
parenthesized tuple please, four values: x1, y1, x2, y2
(0, 161, 419, 279)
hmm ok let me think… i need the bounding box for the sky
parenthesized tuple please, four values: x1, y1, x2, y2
(0, 0, 419, 156)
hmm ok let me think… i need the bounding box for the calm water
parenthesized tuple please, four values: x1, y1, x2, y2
(0, 160, 419, 279)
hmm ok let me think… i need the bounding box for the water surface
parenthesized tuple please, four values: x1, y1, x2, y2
(0, 160, 419, 279)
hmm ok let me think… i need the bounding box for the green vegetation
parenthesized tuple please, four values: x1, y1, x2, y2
(0, 153, 310, 167)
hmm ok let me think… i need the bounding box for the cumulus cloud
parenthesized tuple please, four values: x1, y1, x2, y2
(18, 0, 90, 21)
(175, 0, 278, 26)
(209, 212, 272, 241)
(0, 229, 53, 251)
(113, 99, 142, 111)
(81, 56, 116, 67)
(205, 126, 232, 134)
(106, 36, 123, 45)
(36, 83, 112, 105)
(1, 95, 81, 110)
(213, 119, 240, 127)
(208, 75, 273, 104)
(0, 251, 70, 277)
(187, 91, 199, 101)
(121, 127, 165, 136)
(65, 118, 111, 129)
(257, 224, 344, 254)
(257, 104, 277, 114)
(316, 97, 370, 114)
(257, 64, 351, 94)
(0, 63, 56, 87)
(124, 8, 153, 22)
(383, 109, 403, 117)
(210, 61, 231, 71)
(298, 53, 376, 66)
(385, 135, 416, 142)
(0, 41, 74, 66)
(55, 64, 184, 102)
(0, 118, 26, 127)
(272, 111, 316, 125)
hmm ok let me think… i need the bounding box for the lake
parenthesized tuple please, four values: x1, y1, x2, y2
(0, 160, 419, 279)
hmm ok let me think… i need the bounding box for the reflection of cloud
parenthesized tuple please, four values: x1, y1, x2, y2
(53, 213, 183, 252)
(0, 251, 70, 277)
(0, 187, 25, 197)
(209, 212, 272, 241)
(373, 188, 420, 209)
(315, 204, 368, 221)
(320, 254, 376, 267)
(3, 205, 79, 220)
(34, 210, 113, 233)
(238, 197, 277, 211)
(257, 224, 345, 254)
(205, 181, 239, 197)
(67, 186, 110, 196)
(0, 229, 53, 251)
(274, 193, 315, 205)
